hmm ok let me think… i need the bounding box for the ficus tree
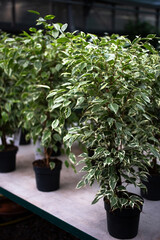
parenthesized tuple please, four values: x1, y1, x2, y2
(142, 59, 160, 174)
(48, 32, 160, 209)
(0, 32, 22, 150)
(18, 11, 69, 168)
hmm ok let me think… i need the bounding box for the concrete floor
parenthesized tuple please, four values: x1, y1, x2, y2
(0, 144, 160, 240)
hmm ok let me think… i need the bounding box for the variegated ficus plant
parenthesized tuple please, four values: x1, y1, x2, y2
(48, 32, 160, 210)
(0, 32, 22, 151)
(18, 11, 68, 168)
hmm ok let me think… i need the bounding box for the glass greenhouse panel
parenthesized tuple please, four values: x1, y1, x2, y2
(86, 6, 112, 34)
(0, 0, 12, 23)
(15, 0, 50, 25)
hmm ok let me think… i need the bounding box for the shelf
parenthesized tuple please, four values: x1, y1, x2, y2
(0, 144, 160, 240)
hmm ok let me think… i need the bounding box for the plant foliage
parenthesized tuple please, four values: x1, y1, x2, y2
(48, 32, 160, 209)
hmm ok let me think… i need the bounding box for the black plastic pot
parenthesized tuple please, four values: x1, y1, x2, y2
(33, 159, 62, 192)
(0, 146, 18, 173)
(104, 196, 143, 239)
(19, 129, 31, 145)
(140, 174, 160, 200)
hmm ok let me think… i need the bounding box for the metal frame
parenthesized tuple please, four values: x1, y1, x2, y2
(0, 0, 160, 34)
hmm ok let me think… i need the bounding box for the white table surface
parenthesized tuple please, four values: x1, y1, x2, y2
(0, 144, 160, 240)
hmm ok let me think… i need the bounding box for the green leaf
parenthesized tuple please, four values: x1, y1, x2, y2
(57, 37, 70, 43)
(63, 100, 71, 107)
(34, 60, 42, 72)
(115, 122, 122, 131)
(47, 91, 57, 98)
(54, 23, 60, 31)
(107, 118, 115, 127)
(141, 93, 150, 103)
(146, 34, 156, 39)
(42, 129, 51, 143)
(92, 194, 103, 204)
(37, 17, 45, 24)
(104, 157, 114, 166)
(108, 103, 119, 114)
(49, 161, 56, 170)
(143, 114, 151, 121)
(53, 133, 61, 142)
(75, 97, 85, 107)
(143, 43, 155, 53)
(54, 96, 65, 103)
(76, 179, 86, 189)
(28, 10, 40, 15)
(29, 27, 37, 32)
(104, 53, 115, 62)
(136, 104, 145, 112)
(65, 107, 71, 118)
(44, 15, 55, 20)
(95, 147, 105, 155)
(63, 134, 72, 143)
(116, 186, 126, 191)
(80, 166, 90, 172)
(50, 103, 62, 111)
(148, 145, 160, 159)
(61, 23, 68, 31)
(40, 115, 47, 124)
(65, 160, 69, 168)
(110, 196, 118, 208)
(120, 198, 128, 207)
(109, 177, 117, 190)
(5, 103, 11, 112)
(1, 111, 8, 122)
(86, 169, 95, 181)
(51, 30, 59, 38)
(33, 126, 42, 137)
(51, 119, 59, 129)
(36, 84, 50, 89)
(118, 151, 125, 162)
(55, 64, 62, 72)
(26, 112, 34, 121)
(69, 152, 76, 164)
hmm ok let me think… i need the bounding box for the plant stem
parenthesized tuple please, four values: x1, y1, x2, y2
(1, 130, 7, 149)
(116, 164, 122, 186)
(44, 147, 50, 167)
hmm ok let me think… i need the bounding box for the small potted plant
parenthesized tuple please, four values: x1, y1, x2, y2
(19, 12, 68, 191)
(48, 33, 160, 238)
(0, 32, 22, 172)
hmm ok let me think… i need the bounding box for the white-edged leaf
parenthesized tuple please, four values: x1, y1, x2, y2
(108, 103, 119, 114)
(69, 153, 76, 164)
(49, 161, 56, 170)
(36, 84, 50, 89)
(104, 157, 114, 166)
(61, 23, 68, 31)
(34, 60, 42, 72)
(51, 119, 59, 129)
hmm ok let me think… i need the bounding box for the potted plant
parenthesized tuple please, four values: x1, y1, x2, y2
(19, 12, 69, 191)
(48, 33, 160, 238)
(0, 32, 22, 173)
(140, 63, 160, 200)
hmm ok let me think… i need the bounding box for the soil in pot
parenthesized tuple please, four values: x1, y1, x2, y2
(32, 159, 62, 192)
(0, 145, 18, 173)
(104, 194, 143, 239)
(140, 165, 160, 200)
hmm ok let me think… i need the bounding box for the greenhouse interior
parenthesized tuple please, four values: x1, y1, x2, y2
(0, 0, 160, 240)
